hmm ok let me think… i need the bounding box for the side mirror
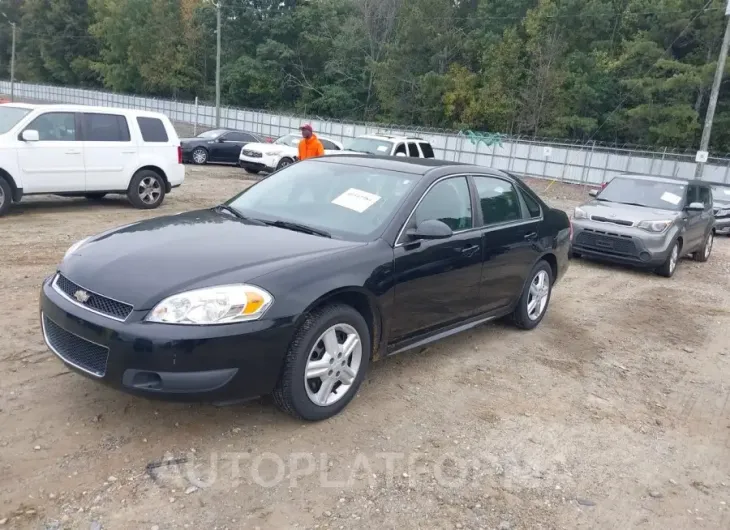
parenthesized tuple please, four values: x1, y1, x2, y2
(686, 202, 704, 211)
(589, 189, 598, 197)
(406, 219, 453, 241)
(217, 137, 226, 143)
(395, 152, 407, 157)
(21, 129, 39, 142)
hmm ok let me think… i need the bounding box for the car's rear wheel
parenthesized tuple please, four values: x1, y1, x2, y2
(85, 193, 107, 200)
(192, 147, 208, 165)
(693, 231, 713, 262)
(276, 157, 293, 171)
(0, 177, 11, 217)
(656, 240, 680, 278)
(273, 304, 371, 421)
(127, 170, 166, 210)
(510, 260, 553, 330)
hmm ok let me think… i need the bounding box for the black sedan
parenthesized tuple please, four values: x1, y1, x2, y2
(40, 156, 571, 421)
(180, 128, 266, 165)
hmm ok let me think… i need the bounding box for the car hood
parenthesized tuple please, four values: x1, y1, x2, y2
(242, 142, 295, 155)
(713, 199, 730, 209)
(59, 210, 363, 309)
(578, 201, 681, 223)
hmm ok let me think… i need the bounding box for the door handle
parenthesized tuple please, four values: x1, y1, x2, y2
(122, 150, 136, 154)
(460, 244, 480, 256)
(524, 232, 538, 240)
(65, 149, 81, 155)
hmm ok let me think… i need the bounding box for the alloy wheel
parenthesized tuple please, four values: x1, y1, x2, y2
(669, 243, 678, 273)
(0, 185, 4, 210)
(527, 270, 550, 321)
(705, 233, 713, 259)
(193, 148, 207, 164)
(304, 323, 362, 407)
(138, 176, 162, 205)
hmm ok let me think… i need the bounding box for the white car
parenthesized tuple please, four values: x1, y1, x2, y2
(238, 133, 344, 174)
(342, 135, 436, 159)
(0, 103, 185, 217)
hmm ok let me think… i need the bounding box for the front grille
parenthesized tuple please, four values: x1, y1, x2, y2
(590, 215, 634, 227)
(241, 150, 262, 158)
(54, 274, 133, 321)
(575, 230, 638, 256)
(43, 315, 109, 377)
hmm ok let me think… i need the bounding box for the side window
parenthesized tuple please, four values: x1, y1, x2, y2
(84, 113, 130, 142)
(320, 139, 340, 150)
(419, 143, 435, 158)
(685, 185, 698, 206)
(240, 133, 258, 142)
(698, 186, 712, 209)
(226, 132, 249, 142)
(26, 112, 77, 141)
(407, 142, 420, 157)
(519, 187, 542, 218)
(394, 143, 407, 156)
(473, 176, 523, 225)
(413, 177, 473, 232)
(136, 117, 169, 142)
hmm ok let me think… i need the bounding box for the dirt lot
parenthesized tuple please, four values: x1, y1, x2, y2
(1, 165, 730, 530)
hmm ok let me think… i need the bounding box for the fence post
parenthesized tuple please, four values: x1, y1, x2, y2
(507, 140, 515, 172)
(194, 97, 199, 136)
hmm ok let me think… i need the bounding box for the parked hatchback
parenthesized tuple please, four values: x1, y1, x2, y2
(40, 155, 570, 421)
(0, 103, 184, 216)
(571, 174, 715, 277)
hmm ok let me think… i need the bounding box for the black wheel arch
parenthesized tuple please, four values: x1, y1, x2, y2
(0, 168, 22, 202)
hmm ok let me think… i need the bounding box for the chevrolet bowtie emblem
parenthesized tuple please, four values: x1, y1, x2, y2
(74, 290, 90, 303)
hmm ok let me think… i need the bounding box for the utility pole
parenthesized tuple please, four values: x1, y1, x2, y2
(9, 21, 15, 102)
(694, 0, 730, 179)
(215, 0, 221, 128)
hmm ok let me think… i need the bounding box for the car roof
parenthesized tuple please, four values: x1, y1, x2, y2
(317, 153, 508, 177)
(2, 103, 170, 119)
(357, 134, 427, 142)
(612, 173, 698, 185)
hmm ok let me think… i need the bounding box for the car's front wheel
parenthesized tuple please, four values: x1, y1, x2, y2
(0, 177, 11, 217)
(693, 231, 713, 263)
(127, 170, 166, 210)
(273, 304, 371, 421)
(656, 240, 680, 278)
(510, 260, 553, 330)
(276, 157, 294, 171)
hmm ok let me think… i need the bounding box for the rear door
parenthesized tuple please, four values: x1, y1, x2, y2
(16, 111, 85, 193)
(391, 176, 482, 343)
(472, 175, 542, 313)
(82, 112, 138, 192)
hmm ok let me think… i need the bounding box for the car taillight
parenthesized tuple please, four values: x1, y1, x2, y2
(177, 145, 182, 164)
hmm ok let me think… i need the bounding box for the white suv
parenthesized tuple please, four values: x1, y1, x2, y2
(0, 103, 185, 216)
(239, 132, 344, 174)
(342, 135, 436, 158)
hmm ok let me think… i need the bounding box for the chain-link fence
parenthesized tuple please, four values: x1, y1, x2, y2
(3, 80, 730, 186)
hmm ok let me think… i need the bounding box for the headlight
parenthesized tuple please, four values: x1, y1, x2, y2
(637, 220, 672, 233)
(64, 237, 91, 260)
(717, 209, 730, 216)
(145, 284, 273, 325)
(573, 207, 590, 220)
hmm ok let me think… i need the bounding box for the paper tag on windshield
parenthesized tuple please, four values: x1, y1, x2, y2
(377, 145, 388, 152)
(332, 188, 381, 213)
(660, 192, 681, 205)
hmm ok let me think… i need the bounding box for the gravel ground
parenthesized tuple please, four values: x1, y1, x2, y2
(1, 164, 730, 530)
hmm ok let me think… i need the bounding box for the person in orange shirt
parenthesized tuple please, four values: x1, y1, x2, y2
(297, 124, 325, 161)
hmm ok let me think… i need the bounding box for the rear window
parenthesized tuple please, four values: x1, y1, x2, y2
(84, 113, 130, 142)
(407, 143, 420, 157)
(419, 143, 435, 158)
(137, 117, 169, 142)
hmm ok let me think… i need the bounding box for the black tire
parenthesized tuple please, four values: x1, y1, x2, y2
(510, 260, 553, 330)
(0, 177, 11, 217)
(191, 147, 208, 165)
(273, 304, 371, 421)
(276, 157, 294, 171)
(242, 166, 259, 175)
(85, 193, 107, 200)
(127, 170, 166, 210)
(656, 240, 680, 278)
(693, 231, 713, 263)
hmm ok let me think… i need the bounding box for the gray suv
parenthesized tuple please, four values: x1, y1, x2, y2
(571, 174, 715, 277)
(711, 183, 730, 235)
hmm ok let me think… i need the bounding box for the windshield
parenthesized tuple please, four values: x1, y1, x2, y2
(597, 177, 687, 210)
(344, 138, 394, 155)
(197, 129, 225, 139)
(226, 160, 418, 241)
(274, 134, 302, 147)
(0, 106, 31, 134)
(712, 185, 730, 202)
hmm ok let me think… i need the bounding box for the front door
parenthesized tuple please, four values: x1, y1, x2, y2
(16, 112, 85, 193)
(472, 175, 541, 312)
(683, 184, 705, 252)
(391, 176, 482, 343)
(210, 131, 255, 163)
(82, 112, 138, 192)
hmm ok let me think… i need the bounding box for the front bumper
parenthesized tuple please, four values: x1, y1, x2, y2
(40, 275, 294, 402)
(714, 215, 730, 233)
(239, 153, 279, 173)
(571, 219, 674, 267)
